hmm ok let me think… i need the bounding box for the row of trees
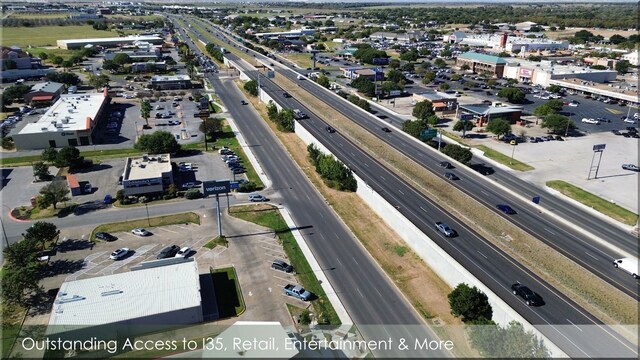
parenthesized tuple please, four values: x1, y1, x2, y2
(347, 95, 371, 112)
(267, 101, 295, 132)
(205, 43, 225, 63)
(134, 131, 181, 154)
(307, 144, 357, 192)
(448, 283, 549, 357)
(2, 222, 60, 305)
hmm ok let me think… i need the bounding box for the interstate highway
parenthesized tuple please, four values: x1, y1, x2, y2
(190, 16, 639, 299)
(179, 18, 638, 358)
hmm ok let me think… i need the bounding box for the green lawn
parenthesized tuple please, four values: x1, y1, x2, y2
(2, 26, 123, 47)
(230, 204, 341, 325)
(211, 266, 246, 317)
(26, 47, 79, 61)
(7, 13, 69, 19)
(546, 180, 638, 226)
(476, 145, 535, 172)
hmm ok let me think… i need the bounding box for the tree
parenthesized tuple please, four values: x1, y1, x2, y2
(615, 60, 630, 74)
(267, 101, 278, 121)
(388, 59, 400, 69)
(448, 283, 493, 322)
(55, 146, 83, 168)
(351, 77, 376, 97)
(402, 119, 427, 138)
(439, 83, 450, 91)
(400, 62, 415, 72)
(498, 88, 526, 103)
(199, 117, 223, 137)
(3, 84, 32, 102)
(451, 74, 461, 81)
(42, 147, 58, 162)
(46, 72, 80, 86)
(440, 49, 452, 58)
(277, 109, 295, 132)
(460, 64, 470, 71)
(609, 34, 627, 44)
(426, 114, 440, 127)
(541, 114, 574, 134)
(52, 56, 64, 66)
(102, 60, 119, 72)
(422, 71, 436, 84)
(434, 58, 447, 68)
(442, 144, 473, 164)
(1, 266, 42, 305)
(453, 120, 474, 137)
(24, 221, 59, 250)
(386, 69, 405, 84)
(546, 84, 562, 93)
(38, 180, 70, 210)
(244, 80, 258, 96)
(87, 74, 110, 90)
(38, 52, 49, 60)
(533, 99, 564, 117)
(32, 161, 50, 181)
(469, 321, 549, 358)
(135, 131, 181, 154)
(400, 50, 419, 62)
(316, 74, 330, 88)
(486, 118, 512, 139)
(140, 99, 151, 126)
(412, 100, 434, 122)
(463, 81, 475, 89)
(112, 53, 132, 67)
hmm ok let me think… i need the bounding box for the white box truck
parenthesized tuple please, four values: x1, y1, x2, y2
(613, 257, 638, 279)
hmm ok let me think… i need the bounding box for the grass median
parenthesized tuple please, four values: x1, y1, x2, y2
(90, 212, 200, 240)
(211, 266, 246, 317)
(230, 204, 341, 326)
(547, 180, 638, 226)
(476, 145, 535, 171)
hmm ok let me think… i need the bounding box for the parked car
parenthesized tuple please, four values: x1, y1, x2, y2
(175, 247, 191, 258)
(95, 232, 117, 241)
(157, 245, 180, 259)
(110, 248, 130, 260)
(248, 194, 268, 202)
(271, 259, 293, 273)
(511, 283, 544, 306)
(496, 204, 516, 214)
(622, 164, 640, 172)
(131, 228, 150, 236)
(581, 118, 599, 124)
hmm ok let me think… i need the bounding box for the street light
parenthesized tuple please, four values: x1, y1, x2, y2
(145, 203, 150, 227)
(510, 141, 517, 164)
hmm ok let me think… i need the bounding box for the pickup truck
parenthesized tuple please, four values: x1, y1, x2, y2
(435, 222, 456, 237)
(282, 284, 311, 301)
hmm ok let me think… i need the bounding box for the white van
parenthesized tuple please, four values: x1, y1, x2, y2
(296, 74, 304, 80)
(613, 257, 638, 279)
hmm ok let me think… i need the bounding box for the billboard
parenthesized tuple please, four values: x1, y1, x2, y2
(372, 57, 389, 65)
(203, 180, 231, 196)
(459, 113, 474, 121)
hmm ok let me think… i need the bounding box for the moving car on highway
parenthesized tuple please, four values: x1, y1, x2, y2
(511, 283, 544, 306)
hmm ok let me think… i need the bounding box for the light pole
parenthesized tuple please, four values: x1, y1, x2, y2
(510, 141, 516, 165)
(145, 203, 150, 227)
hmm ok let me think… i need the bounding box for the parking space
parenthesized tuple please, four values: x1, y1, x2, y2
(0, 165, 60, 209)
(69, 158, 125, 203)
(172, 149, 248, 189)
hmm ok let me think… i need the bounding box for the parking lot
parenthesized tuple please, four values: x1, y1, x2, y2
(30, 209, 297, 328)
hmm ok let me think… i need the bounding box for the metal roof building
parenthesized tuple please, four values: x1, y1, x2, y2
(47, 259, 203, 341)
(56, 36, 164, 50)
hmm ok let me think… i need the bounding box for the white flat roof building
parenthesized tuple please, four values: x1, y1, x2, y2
(48, 260, 202, 340)
(457, 34, 568, 53)
(122, 154, 173, 196)
(57, 36, 164, 50)
(13, 91, 108, 150)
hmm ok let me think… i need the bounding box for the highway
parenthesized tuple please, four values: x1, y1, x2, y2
(189, 17, 640, 299)
(179, 17, 639, 358)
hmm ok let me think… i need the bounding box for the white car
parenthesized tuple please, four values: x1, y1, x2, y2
(131, 228, 150, 236)
(110, 248, 130, 260)
(567, 102, 578, 107)
(581, 118, 599, 124)
(175, 247, 191, 258)
(623, 118, 636, 124)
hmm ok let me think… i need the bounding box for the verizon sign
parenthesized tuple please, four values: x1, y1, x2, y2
(203, 180, 231, 196)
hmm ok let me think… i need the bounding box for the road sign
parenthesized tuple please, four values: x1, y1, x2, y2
(592, 144, 606, 152)
(420, 129, 438, 140)
(202, 180, 231, 196)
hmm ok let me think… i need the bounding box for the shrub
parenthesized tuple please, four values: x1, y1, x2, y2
(185, 189, 202, 199)
(238, 181, 257, 192)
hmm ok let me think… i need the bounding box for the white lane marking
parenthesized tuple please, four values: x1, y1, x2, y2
(566, 318, 583, 332)
(356, 288, 364, 298)
(374, 287, 383, 297)
(480, 190, 490, 196)
(398, 189, 405, 195)
(544, 228, 556, 235)
(584, 252, 599, 261)
(352, 257, 359, 266)
(477, 251, 488, 259)
(380, 176, 386, 181)
(420, 206, 428, 213)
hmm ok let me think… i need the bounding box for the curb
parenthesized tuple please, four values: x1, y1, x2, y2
(8, 208, 31, 223)
(278, 207, 353, 326)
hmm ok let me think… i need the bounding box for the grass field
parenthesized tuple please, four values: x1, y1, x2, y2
(2, 25, 123, 48)
(546, 180, 639, 225)
(6, 13, 69, 19)
(211, 267, 246, 317)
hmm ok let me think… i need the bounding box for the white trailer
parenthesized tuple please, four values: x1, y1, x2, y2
(613, 257, 639, 279)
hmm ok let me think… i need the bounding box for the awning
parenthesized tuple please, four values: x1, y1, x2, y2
(31, 95, 53, 101)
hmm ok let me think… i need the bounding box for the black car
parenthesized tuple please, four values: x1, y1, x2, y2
(381, 127, 391, 132)
(283, 92, 291, 98)
(95, 232, 117, 241)
(439, 161, 453, 169)
(157, 245, 180, 259)
(232, 168, 246, 174)
(326, 126, 336, 133)
(444, 172, 458, 180)
(511, 283, 544, 306)
(271, 259, 293, 273)
(496, 204, 516, 214)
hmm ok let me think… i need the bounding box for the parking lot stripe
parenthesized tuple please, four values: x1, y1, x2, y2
(156, 227, 179, 234)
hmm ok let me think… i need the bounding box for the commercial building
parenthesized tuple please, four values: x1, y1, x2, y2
(57, 36, 164, 50)
(24, 81, 65, 106)
(454, 34, 569, 53)
(122, 154, 174, 196)
(412, 91, 458, 111)
(1, 68, 54, 82)
(254, 28, 316, 40)
(104, 48, 161, 62)
(341, 67, 383, 81)
(131, 61, 167, 73)
(458, 103, 523, 125)
(12, 91, 108, 150)
(149, 75, 191, 90)
(47, 260, 203, 341)
(621, 50, 639, 66)
(456, 52, 508, 77)
(1, 46, 34, 70)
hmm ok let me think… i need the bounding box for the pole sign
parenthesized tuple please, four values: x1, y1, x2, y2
(230, 182, 239, 190)
(592, 144, 606, 152)
(460, 113, 474, 121)
(202, 180, 231, 196)
(194, 110, 210, 119)
(372, 57, 389, 65)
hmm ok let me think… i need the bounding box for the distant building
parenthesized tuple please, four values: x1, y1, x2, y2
(621, 50, 639, 66)
(130, 61, 166, 73)
(57, 36, 164, 50)
(24, 81, 65, 106)
(342, 67, 383, 81)
(69, 13, 101, 20)
(254, 29, 316, 40)
(456, 52, 508, 77)
(459, 104, 523, 125)
(412, 91, 457, 111)
(1, 46, 34, 70)
(149, 75, 191, 90)
(122, 154, 173, 196)
(454, 33, 568, 53)
(104, 48, 161, 62)
(514, 21, 537, 31)
(47, 260, 202, 342)
(446, 31, 467, 44)
(12, 91, 108, 150)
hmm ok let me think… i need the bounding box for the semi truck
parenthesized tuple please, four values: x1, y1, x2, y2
(613, 257, 639, 279)
(283, 284, 311, 301)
